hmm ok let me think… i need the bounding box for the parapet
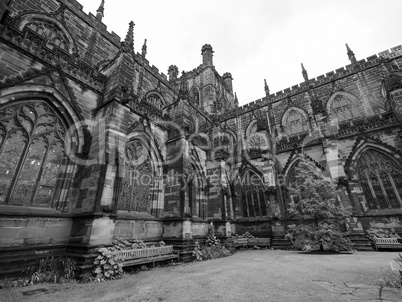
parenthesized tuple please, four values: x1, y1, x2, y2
(220, 43, 402, 121)
(62, 0, 121, 46)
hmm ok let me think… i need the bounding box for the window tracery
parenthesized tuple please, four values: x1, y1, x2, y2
(119, 140, 153, 212)
(356, 150, 402, 210)
(26, 20, 70, 52)
(146, 93, 164, 110)
(0, 101, 68, 208)
(241, 171, 268, 218)
(282, 108, 309, 136)
(328, 93, 359, 122)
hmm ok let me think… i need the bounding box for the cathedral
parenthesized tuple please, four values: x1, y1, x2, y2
(1, 0, 402, 276)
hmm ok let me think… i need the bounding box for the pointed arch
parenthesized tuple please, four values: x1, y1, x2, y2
(281, 106, 309, 136)
(0, 85, 85, 151)
(245, 119, 257, 139)
(189, 85, 201, 108)
(345, 139, 402, 210)
(0, 89, 84, 210)
(16, 12, 77, 54)
(189, 148, 207, 218)
(119, 130, 165, 216)
(239, 169, 268, 218)
(144, 91, 166, 110)
(326, 91, 360, 122)
(282, 152, 324, 182)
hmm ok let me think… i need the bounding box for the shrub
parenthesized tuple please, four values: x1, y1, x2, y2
(286, 160, 353, 252)
(192, 241, 204, 261)
(93, 247, 123, 282)
(21, 256, 78, 286)
(380, 253, 402, 288)
(192, 225, 234, 262)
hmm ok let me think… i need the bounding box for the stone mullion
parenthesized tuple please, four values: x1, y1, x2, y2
(375, 170, 392, 208)
(30, 144, 51, 205)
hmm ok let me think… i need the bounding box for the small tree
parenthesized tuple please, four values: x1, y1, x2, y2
(286, 160, 353, 252)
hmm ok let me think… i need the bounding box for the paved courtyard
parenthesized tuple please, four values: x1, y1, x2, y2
(2, 250, 402, 302)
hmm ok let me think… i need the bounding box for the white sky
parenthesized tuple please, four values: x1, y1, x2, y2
(80, 0, 402, 105)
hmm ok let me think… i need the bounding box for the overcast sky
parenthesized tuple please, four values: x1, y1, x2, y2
(80, 0, 402, 105)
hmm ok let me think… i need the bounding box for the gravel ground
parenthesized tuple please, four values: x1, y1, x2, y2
(2, 249, 401, 302)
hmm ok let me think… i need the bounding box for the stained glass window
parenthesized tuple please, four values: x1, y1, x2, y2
(27, 21, 70, 52)
(0, 101, 68, 208)
(357, 150, 402, 210)
(190, 179, 198, 217)
(328, 94, 359, 122)
(241, 171, 268, 218)
(119, 140, 153, 212)
(283, 109, 309, 136)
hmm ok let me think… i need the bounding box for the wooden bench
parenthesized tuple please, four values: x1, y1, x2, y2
(248, 238, 271, 248)
(373, 237, 402, 251)
(233, 237, 271, 248)
(114, 245, 179, 267)
(233, 238, 248, 248)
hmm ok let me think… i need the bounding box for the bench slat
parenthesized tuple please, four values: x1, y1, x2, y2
(121, 254, 179, 267)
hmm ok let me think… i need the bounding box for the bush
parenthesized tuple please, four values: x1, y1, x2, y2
(286, 160, 353, 252)
(192, 241, 232, 261)
(93, 247, 123, 282)
(192, 225, 234, 262)
(20, 256, 78, 286)
(380, 253, 402, 288)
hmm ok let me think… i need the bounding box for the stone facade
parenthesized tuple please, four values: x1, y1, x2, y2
(1, 0, 402, 276)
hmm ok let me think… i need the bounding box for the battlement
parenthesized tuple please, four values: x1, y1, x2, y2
(62, 0, 121, 46)
(219, 44, 402, 120)
(133, 53, 173, 90)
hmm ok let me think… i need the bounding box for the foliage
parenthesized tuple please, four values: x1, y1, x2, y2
(192, 225, 234, 261)
(111, 237, 165, 250)
(206, 224, 220, 247)
(286, 160, 353, 252)
(366, 228, 400, 242)
(380, 253, 402, 288)
(93, 247, 123, 282)
(92, 237, 167, 281)
(20, 256, 78, 286)
(192, 241, 232, 261)
(192, 241, 204, 261)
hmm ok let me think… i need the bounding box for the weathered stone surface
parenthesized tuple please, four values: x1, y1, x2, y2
(1, 0, 402, 277)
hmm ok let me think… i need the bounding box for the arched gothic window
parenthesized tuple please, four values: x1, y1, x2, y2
(327, 93, 359, 122)
(119, 140, 154, 212)
(282, 108, 309, 136)
(26, 20, 70, 52)
(356, 150, 402, 210)
(0, 101, 70, 209)
(146, 93, 165, 109)
(241, 171, 268, 218)
(287, 161, 302, 204)
(246, 121, 269, 158)
(190, 88, 200, 107)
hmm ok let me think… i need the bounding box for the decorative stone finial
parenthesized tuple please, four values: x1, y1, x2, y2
(264, 79, 270, 97)
(201, 44, 214, 66)
(346, 43, 357, 64)
(234, 92, 239, 106)
(222, 72, 233, 93)
(301, 63, 308, 82)
(168, 65, 179, 82)
(121, 21, 135, 52)
(142, 39, 147, 58)
(96, 0, 105, 21)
